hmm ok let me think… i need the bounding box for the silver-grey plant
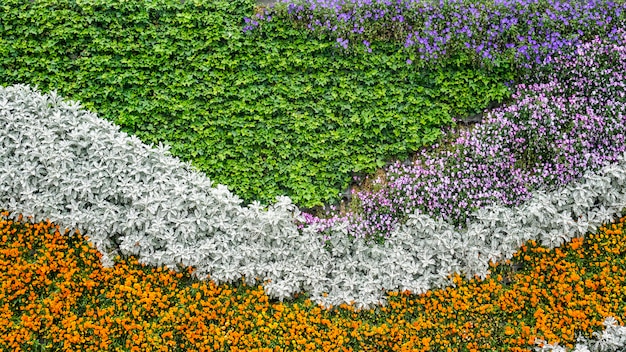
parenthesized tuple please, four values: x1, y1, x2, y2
(1, 84, 626, 312)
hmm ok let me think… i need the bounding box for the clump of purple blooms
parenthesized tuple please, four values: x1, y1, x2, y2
(246, 0, 626, 68)
(304, 32, 626, 241)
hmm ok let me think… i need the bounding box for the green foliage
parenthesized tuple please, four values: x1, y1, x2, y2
(0, 0, 515, 208)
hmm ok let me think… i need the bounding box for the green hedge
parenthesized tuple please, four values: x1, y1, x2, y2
(0, 0, 515, 208)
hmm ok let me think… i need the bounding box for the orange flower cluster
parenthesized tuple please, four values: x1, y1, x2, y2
(1, 210, 625, 351)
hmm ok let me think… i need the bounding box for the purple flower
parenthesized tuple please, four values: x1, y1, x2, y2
(249, 0, 626, 68)
(301, 32, 626, 240)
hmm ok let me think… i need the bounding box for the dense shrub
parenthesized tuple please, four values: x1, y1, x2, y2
(0, 0, 513, 208)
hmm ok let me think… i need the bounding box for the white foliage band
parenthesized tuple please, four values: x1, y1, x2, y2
(1, 84, 626, 311)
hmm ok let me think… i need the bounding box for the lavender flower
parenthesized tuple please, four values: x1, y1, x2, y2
(251, 0, 626, 68)
(303, 32, 626, 241)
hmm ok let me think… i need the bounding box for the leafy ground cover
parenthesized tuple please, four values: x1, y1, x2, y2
(1, 211, 626, 351)
(0, 0, 515, 208)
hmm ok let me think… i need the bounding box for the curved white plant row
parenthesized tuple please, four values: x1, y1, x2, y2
(2, 83, 626, 310)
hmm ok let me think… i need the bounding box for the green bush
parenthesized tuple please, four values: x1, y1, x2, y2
(0, 0, 514, 208)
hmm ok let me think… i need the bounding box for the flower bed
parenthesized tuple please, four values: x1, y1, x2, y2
(1, 212, 626, 351)
(251, 0, 626, 68)
(305, 32, 626, 241)
(2, 1, 626, 350)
